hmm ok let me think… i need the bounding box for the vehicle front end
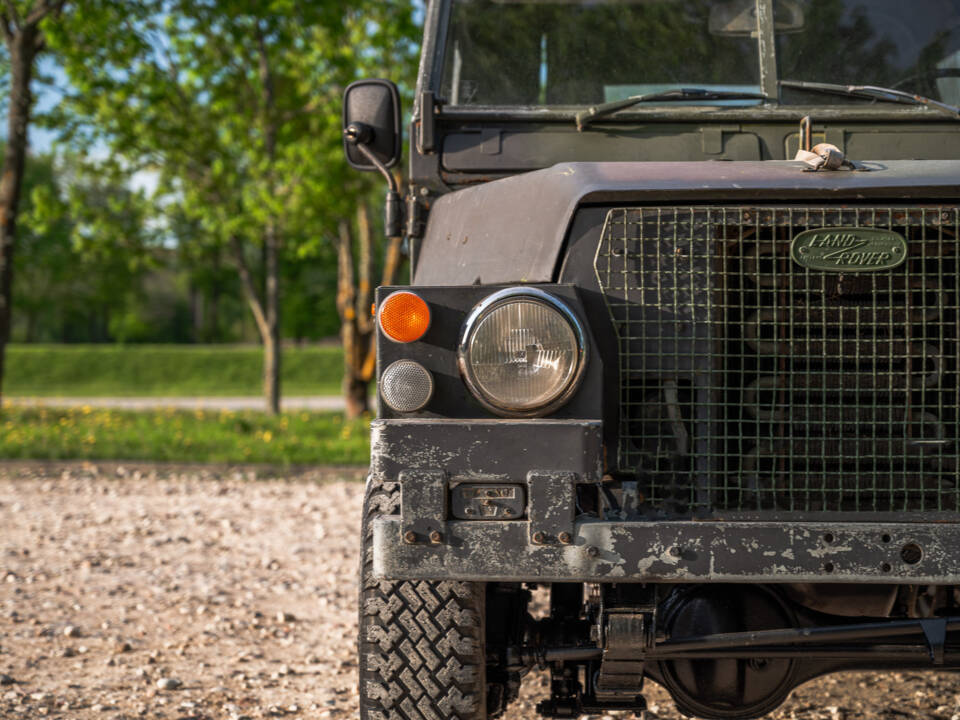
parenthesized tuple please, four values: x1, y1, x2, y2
(347, 1, 960, 718)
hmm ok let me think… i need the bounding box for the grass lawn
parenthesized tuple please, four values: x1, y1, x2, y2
(5, 344, 344, 397)
(0, 404, 370, 465)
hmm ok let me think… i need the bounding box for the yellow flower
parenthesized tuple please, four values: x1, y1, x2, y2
(262, 431, 273, 443)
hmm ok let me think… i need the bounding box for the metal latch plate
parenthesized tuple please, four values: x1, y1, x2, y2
(451, 483, 525, 520)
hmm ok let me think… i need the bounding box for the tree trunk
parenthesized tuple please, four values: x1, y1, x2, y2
(337, 218, 366, 418)
(190, 283, 203, 342)
(263, 222, 280, 414)
(256, 23, 281, 415)
(344, 375, 368, 419)
(354, 203, 376, 384)
(231, 234, 279, 414)
(207, 248, 221, 342)
(0, 26, 38, 408)
(336, 197, 409, 419)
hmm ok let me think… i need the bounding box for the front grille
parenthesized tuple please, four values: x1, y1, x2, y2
(595, 206, 960, 516)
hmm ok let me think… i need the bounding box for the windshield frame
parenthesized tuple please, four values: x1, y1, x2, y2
(419, 0, 960, 123)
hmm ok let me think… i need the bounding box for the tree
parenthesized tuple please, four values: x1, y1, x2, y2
(336, 199, 405, 418)
(51, 0, 417, 414)
(0, 0, 67, 405)
(14, 153, 161, 343)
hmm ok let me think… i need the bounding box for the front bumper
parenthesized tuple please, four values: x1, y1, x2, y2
(370, 419, 960, 584)
(374, 517, 960, 584)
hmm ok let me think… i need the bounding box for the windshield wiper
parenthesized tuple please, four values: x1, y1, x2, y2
(780, 79, 960, 119)
(575, 88, 768, 131)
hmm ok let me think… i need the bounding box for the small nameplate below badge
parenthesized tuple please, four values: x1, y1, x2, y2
(450, 483, 525, 520)
(791, 227, 907, 272)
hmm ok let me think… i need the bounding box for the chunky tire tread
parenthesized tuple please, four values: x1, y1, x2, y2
(358, 476, 486, 720)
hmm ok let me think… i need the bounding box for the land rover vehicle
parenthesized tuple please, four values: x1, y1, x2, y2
(342, 1, 960, 717)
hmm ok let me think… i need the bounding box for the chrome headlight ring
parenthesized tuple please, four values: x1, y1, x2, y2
(457, 287, 589, 418)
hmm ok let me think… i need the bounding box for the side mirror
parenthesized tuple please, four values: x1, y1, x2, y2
(342, 79, 401, 171)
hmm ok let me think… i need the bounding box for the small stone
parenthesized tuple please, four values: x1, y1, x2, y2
(30, 692, 54, 703)
(156, 677, 182, 690)
(276, 611, 296, 623)
(61, 647, 78, 658)
(63, 625, 81, 638)
(0, 674, 14, 686)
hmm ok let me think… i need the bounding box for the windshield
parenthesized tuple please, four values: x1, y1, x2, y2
(440, 0, 960, 108)
(778, 0, 960, 106)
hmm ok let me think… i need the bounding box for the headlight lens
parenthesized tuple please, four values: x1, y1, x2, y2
(460, 289, 586, 415)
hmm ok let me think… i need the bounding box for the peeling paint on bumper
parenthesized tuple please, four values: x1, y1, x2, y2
(373, 517, 960, 584)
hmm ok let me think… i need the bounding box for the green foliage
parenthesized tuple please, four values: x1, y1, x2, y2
(12, 154, 159, 343)
(10, 152, 341, 343)
(5, 344, 345, 396)
(31, 1, 419, 409)
(0, 405, 370, 465)
(47, 0, 418, 264)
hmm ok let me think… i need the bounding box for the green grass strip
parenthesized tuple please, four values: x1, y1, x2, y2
(5, 344, 344, 397)
(0, 405, 370, 465)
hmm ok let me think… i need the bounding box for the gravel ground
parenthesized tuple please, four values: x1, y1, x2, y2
(2, 463, 960, 720)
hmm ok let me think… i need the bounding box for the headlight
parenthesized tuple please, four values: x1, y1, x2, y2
(458, 288, 587, 416)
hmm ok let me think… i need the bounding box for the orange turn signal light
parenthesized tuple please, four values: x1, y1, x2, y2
(378, 291, 430, 343)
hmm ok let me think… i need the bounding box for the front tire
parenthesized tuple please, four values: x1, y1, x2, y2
(358, 476, 488, 719)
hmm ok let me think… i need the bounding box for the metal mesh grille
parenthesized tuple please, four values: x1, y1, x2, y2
(595, 206, 960, 516)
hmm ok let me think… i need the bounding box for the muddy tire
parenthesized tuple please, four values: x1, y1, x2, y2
(358, 476, 487, 720)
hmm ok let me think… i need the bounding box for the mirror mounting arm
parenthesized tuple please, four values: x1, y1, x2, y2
(344, 122, 403, 238)
(345, 123, 397, 195)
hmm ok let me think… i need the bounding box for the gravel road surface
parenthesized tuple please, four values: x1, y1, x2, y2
(2, 463, 959, 720)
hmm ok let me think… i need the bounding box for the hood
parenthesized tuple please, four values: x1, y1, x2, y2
(414, 160, 960, 286)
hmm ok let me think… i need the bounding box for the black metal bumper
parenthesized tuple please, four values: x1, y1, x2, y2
(373, 517, 960, 584)
(370, 419, 960, 584)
